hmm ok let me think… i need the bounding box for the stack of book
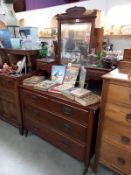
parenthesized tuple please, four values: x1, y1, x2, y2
(23, 76, 45, 86)
(34, 80, 57, 91)
(62, 87, 100, 106)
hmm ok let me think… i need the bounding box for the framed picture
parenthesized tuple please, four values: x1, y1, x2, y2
(44, 28, 52, 37)
(43, 28, 58, 37)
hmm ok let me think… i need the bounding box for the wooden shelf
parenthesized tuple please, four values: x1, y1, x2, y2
(104, 34, 131, 37)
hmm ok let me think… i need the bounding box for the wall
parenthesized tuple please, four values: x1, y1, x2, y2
(16, 0, 131, 50)
(25, 0, 66, 10)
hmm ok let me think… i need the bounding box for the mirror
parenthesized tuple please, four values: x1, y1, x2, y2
(61, 22, 92, 64)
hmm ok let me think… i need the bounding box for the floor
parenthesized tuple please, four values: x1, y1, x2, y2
(0, 120, 116, 175)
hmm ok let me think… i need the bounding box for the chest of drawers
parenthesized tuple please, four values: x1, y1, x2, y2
(0, 73, 33, 134)
(94, 69, 131, 175)
(20, 85, 99, 174)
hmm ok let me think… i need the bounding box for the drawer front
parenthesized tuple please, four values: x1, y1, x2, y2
(106, 83, 131, 107)
(100, 140, 131, 175)
(24, 105, 87, 142)
(25, 118, 85, 161)
(49, 98, 89, 125)
(0, 77, 15, 90)
(0, 97, 17, 122)
(104, 103, 131, 127)
(0, 90, 15, 102)
(23, 90, 48, 109)
(102, 119, 131, 150)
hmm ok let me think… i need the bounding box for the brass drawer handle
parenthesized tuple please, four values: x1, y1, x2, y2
(117, 157, 126, 165)
(63, 106, 72, 115)
(63, 123, 71, 131)
(126, 114, 131, 122)
(32, 109, 39, 116)
(121, 136, 130, 144)
(61, 140, 70, 148)
(32, 95, 38, 101)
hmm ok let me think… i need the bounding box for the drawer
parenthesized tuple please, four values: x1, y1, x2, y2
(22, 90, 48, 109)
(102, 119, 131, 151)
(106, 83, 131, 107)
(24, 105, 87, 143)
(49, 98, 89, 125)
(100, 139, 131, 175)
(0, 90, 15, 102)
(104, 103, 131, 127)
(25, 118, 85, 161)
(0, 77, 15, 90)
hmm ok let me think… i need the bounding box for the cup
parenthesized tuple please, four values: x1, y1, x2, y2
(10, 38, 21, 49)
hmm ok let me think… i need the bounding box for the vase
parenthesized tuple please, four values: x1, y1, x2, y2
(1, 1, 19, 26)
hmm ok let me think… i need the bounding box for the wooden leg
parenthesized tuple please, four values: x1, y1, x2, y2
(19, 128, 24, 135)
(83, 167, 88, 175)
(24, 129, 29, 137)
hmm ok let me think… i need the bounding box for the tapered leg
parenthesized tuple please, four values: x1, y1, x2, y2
(19, 128, 24, 135)
(24, 129, 28, 137)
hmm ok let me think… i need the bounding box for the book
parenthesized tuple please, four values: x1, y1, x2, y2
(62, 87, 76, 100)
(51, 65, 66, 84)
(79, 66, 86, 88)
(48, 84, 62, 94)
(34, 80, 57, 91)
(70, 88, 91, 98)
(75, 92, 101, 106)
(23, 75, 45, 86)
(52, 84, 74, 92)
(63, 65, 80, 85)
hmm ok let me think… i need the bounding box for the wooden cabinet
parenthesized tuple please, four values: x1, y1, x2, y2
(20, 85, 99, 174)
(94, 68, 131, 175)
(0, 73, 33, 134)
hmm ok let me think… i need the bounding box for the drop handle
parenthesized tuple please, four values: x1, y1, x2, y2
(32, 125, 39, 131)
(126, 114, 131, 122)
(32, 95, 38, 101)
(61, 140, 70, 148)
(63, 106, 72, 115)
(121, 136, 130, 144)
(63, 124, 71, 131)
(32, 109, 39, 116)
(117, 157, 126, 165)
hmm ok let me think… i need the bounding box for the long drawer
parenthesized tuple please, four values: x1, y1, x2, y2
(22, 90, 48, 109)
(25, 118, 85, 161)
(104, 103, 131, 127)
(102, 119, 131, 151)
(100, 139, 131, 175)
(24, 105, 87, 143)
(0, 90, 15, 102)
(106, 83, 131, 107)
(49, 98, 89, 125)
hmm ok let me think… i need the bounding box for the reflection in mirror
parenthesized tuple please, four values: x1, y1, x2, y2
(61, 23, 92, 65)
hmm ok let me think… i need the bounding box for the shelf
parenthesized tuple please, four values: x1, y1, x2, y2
(104, 34, 131, 37)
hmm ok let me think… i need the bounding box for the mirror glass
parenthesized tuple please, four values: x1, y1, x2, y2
(61, 23, 92, 65)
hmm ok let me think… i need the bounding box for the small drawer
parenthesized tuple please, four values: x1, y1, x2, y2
(0, 77, 15, 90)
(24, 105, 87, 143)
(104, 103, 131, 127)
(106, 83, 131, 107)
(100, 140, 131, 175)
(25, 118, 85, 161)
(102, 119, 131, 150)
(22, 90, 48, 109)
(49, 98, 89, 125)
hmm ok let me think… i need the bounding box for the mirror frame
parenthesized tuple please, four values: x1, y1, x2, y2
(56, 6, 99, 64)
